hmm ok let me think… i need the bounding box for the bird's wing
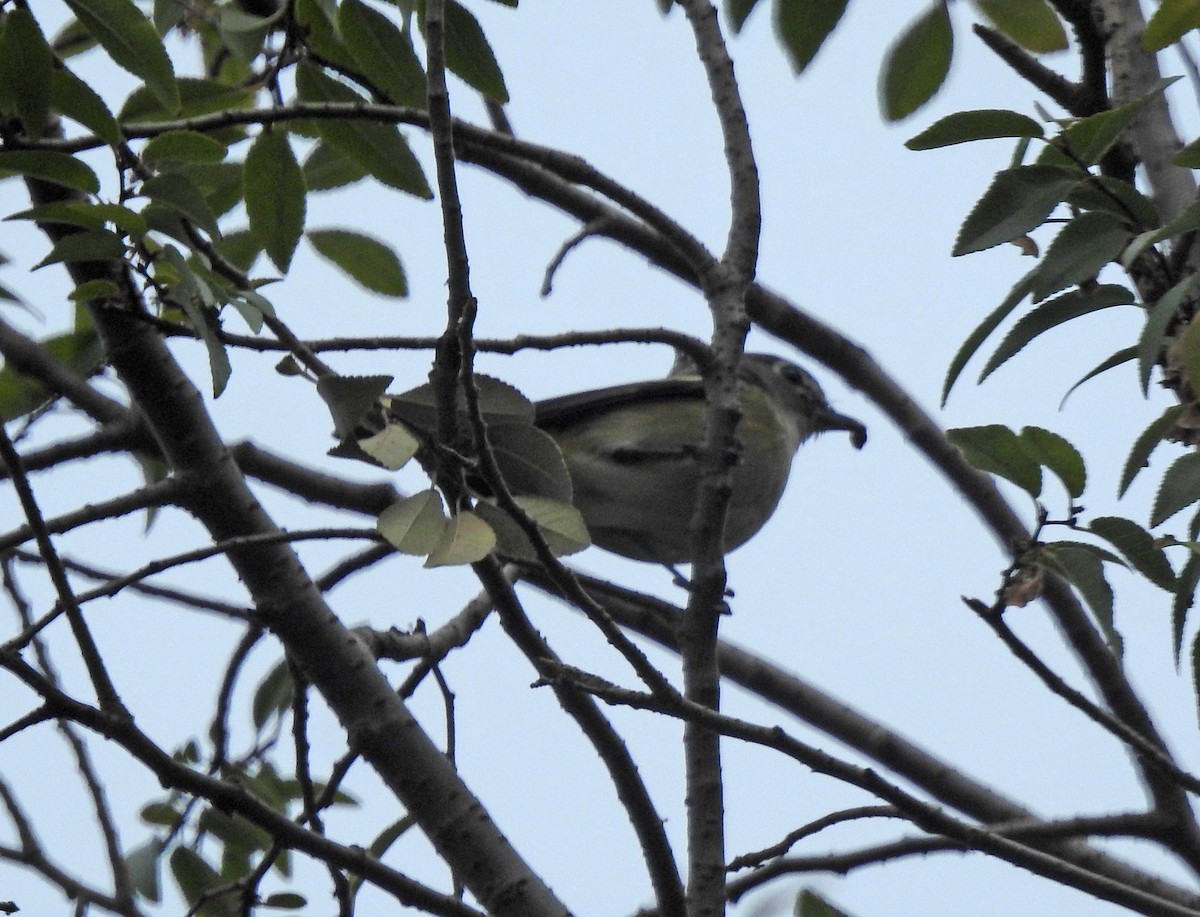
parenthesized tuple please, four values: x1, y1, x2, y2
(534, 377, 706, 429)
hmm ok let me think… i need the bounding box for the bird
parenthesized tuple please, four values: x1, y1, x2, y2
(534, 353, 866, 564)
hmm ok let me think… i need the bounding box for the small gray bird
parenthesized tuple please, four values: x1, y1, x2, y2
(535, 353, 865, 564)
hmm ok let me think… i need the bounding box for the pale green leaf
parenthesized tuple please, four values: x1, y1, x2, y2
(1153, 452, 1200, 526)
(378, 490, 448, 554)
(1143, 0, 1200, 50)
(424, 509, 495, 566)
(974, 0, 1067, 53)
(947, 424, 1041, 496)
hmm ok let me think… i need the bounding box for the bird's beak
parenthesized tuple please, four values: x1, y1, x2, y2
(815, 407, 867, 450)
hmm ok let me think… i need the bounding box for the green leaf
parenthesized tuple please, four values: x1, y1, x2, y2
(385, 373, 535, 433)
(1059, 346, 1137, 408)
(295, 0, 358, 71)
(1123, 199, 1200, 268)
(488, 423, 574, 501)
(1089, 516, 1175, 589)
(141, 801, 183, 827)
(251, 660, 292, 732)
(1174, 553, 1200, 665)
(1138, 274, 1200, 395)
(161, 247, 231, 396)
(62, 0, 179, 113)
(953, 164, 1080, 256)
(0, 327, 104, 420)
(1143, 0, 1200, 50)
(426, 0, 509, 103)
(878, 2, 952, 121)
(1020, 426, 1086, 498)
(8, 200, 147, 236)
(726, 0, 764, 31)
(302, 142, 369, 192)
(339, 0, 426, 107)
(424, 509, 496, 567)
(947, 424, 1042, 496)
(170, 847, 235, 917)
(974, 0, 1067, 52)
(316, 374, 393, 439)
(378, 490, 448, 555)
(1180, 314, 1200, 399)
(1048, 77, 1179, 166)
(50, 67, 122, 147)
(0, 9, 54, 139)
(33, 229, 127, 270)
(773, 0, 850, 75)
(262, 893, 307, 910)
(139, 172, 220, 238)
(244, 131, 306, 273)
(142, 130, 229, 167)
(942, 270, 1035, 404)
(795, 889, 857, 917)
(1120, 405, 1184, 497)
(124, 837, 163, 903)
(979, 284, 1133, 382)
(294, 62, 432, 198)
(1030, 213, 1132, 300)
(119, 76, 255, 123)
(1153, 452, 1200, 526)
(1067, 176, 1160, 230)
(306, 229, 406, 296)
(906, 108, 1044, 150)
(1192, 629, 1200, 727)
(0, 150, 100, 194)
(1040, 542, 1119, 651)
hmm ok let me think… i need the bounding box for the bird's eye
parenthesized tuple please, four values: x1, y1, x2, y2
(779, 363, 808, 387)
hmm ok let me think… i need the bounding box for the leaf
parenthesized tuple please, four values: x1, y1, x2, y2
(316, 374, 393, 438)
(1059, 346, 1137, 408)
(427, 0, 509, 103)
(1138, 274, 1200, 395)
(142, 130, 229, 167)
(1180, 314, 1200, 399)
(1040, 542, 1120, 651)
(978, 284, 1133, 381)
(942, 270, 1035, 404)
(953, 164, 1080, 256)
(50, 67, 122, 147)
(33, 229, 127, 270)
(245, 131, 306, 273)
(473, 498, 590, 561)
(161, 248, 232, 397)
(1029, 213, 1132, 300)
(1154, 453, 1200, 527)
(488, 423, 574, 501)
(772, 0, 850, 75)
(294, 62, 432, 198)
(0, 327, 104, 421)
(878, 1, 952, 121)
(62, 0, 179, 112)
(262, 893, 307, 910)
(0, 150, 100, 194)
(1122, 199, 1200, 267)
(139, 172, 220, 238)
(357, 422, 421, 470)
(795, 888, 857, 917)
(726, 0, 764, 31)
(0, 9, 54, 139)
(906, 108, 1044, 150)
(339, 0, 426, 107)
(1048, 77, 1179, 166)
(378, 490, 447, 554)
(1067, 176, 1160, 230)
(386, 373, 535, 433)
(306, 229, 407, 296)
(302, 142, 369, 192)
(124, 837, 163, 902)
(946, 424, 1042, 496)
(119, 76, 255, 123)
(1120, 405, 1184, 497)
(8, 200, 147, 236)
(973, 0, 1068, 52)
(170, 847, 235, 917)
(251, 660, 292, 732)
(1020, 426, 1085, 498)
(1143, 0, 1200, 50)
(1088, 516, 1176, 589)
(1174, 553, 1200, 665)
(424, 509, 496, 567)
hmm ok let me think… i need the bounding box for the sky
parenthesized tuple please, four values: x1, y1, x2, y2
(1, 2, 1198, 917)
